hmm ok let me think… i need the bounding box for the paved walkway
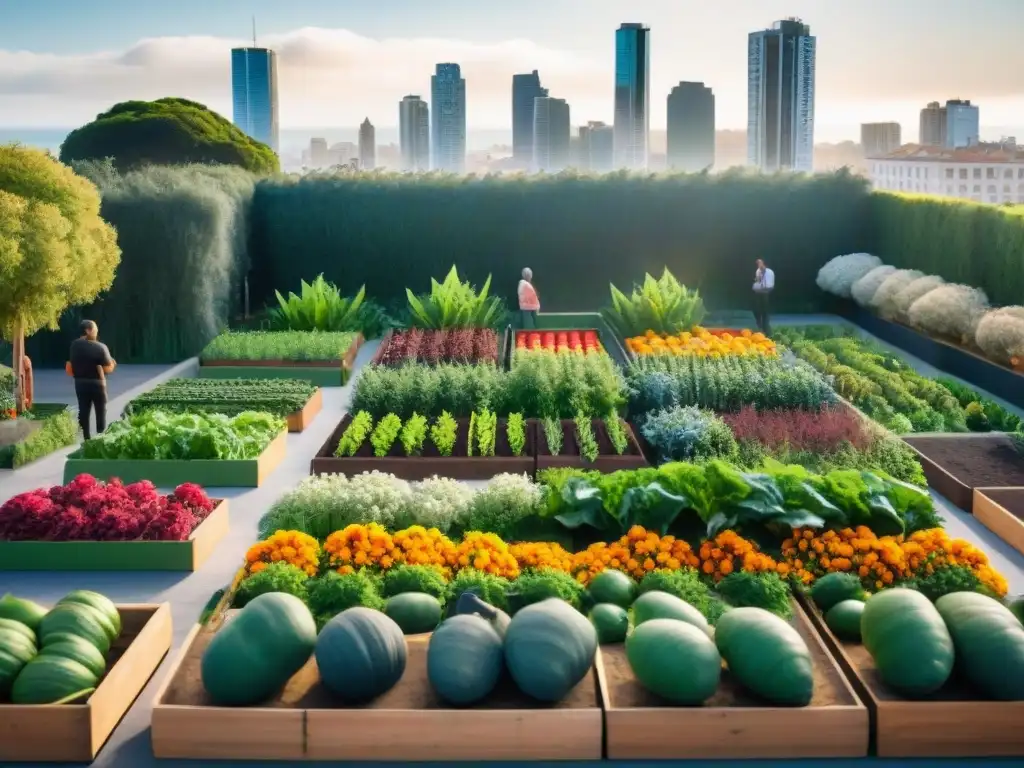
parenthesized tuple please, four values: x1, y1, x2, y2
(0, 322, 1022, 767)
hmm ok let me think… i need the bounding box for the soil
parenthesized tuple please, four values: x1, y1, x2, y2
(536, 419, 642, 458)
(162, 624, 598, 711)
(904, 435, 1024, 487)
(601, 606, 852, 710)
(345, 418, 526, 459)
(0, 418, 42, 449)
(980, 488, 1024, 522)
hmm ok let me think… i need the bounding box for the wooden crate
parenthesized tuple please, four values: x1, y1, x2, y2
(0, 499, 229, 571)
(973, 487, 1024, 556)
(285, 388, 323, 432)
(0, 603, 172, 762)
(799, 592, 1024, 757)
(600, 600, 868, 759)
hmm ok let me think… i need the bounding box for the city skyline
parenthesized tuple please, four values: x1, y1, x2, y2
(1, 1, 1022, 144)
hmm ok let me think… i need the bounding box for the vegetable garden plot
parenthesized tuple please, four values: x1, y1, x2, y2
(199, 331, 363, 386)
(535, 417, 648, 473)
(371, 328, 499, 367)
(903, 434, 1024, 512)
(0, 404, 77, 469)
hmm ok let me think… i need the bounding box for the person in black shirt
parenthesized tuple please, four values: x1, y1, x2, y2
(66, 320, 116, 439)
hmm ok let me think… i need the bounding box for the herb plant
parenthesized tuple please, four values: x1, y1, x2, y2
(335, 411, 373, 457)
(406, 266, 506, 329)
(716, 571, 792, 618)
(431, 411, 458, 456)
(126, 377, 318, 418)
(506, 568, 586, 612)
(575, 412, 599, 462)
(506, 413, 526, 456)
(601, 268, 706, 337)
(370, 413, 402, 457)
(307, 571, 384, 628)
(462, 473, 544, 539)
(467, 411, 476, 457)
(270, 275, 369, 334)
(605, 415, 629, 455)
(542, 417, 563, 455)
(640, 405, 738, 464)
(381, 564, 449, 601)
(399, 413, 428, 456)
(234, 562, 309, 607)
(475, 409, 497, 457)
(200, 330, 359, 362)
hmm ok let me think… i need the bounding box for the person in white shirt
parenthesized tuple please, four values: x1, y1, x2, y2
(752, 259, 775, 335)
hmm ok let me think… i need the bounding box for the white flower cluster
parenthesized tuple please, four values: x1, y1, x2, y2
(815, 253, 883, 298)
(850, 265, 897, 307)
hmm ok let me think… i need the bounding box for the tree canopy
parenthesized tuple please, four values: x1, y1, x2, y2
(58, 97, 279, 175)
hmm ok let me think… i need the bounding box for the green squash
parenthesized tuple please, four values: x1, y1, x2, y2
(384, 593, 442, 635)
(0, 647, 30, 698)
(427, 615, 503, 705)
(588, 570, 637, 608)
(39, 604, 111, 655)
(315, 607, 407, 703)
(861, 588, 953, 697)
(454, 592, 511, 639)
(11, 655, 98, 704)
(589, 603, 629, 643)
(0, 617, 36, 647)
(715, 607, 813, 706)
(825, 600, 865, 642)
(504, 598, 597, 702)
(58, 590, 121, 640)
(935, 591, 1024, 701)
(40, 634, 108, 679)
(0, 627, 37, 664)
(0, 594, 47, 632)
(633, 591, 710, 636)
(1008, 596, 1024, 626)
(201, 592, 317, 706)
(811, 573, 866, 613)
(627, 618, 721, 704)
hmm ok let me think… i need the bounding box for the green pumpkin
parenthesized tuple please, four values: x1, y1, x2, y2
(40, 634, 108, 679)
(504, 598, 597, 702)
(1007, 596, 1024, 626)
(315, 607, 407, 703)
(427, 615, 503, 706)
(201, 593, 317, 706)
(588, 570, 637, 608)
(589, 603, 629, 643)
(0, 594, 48, 632)
(454, 592, 511, 639)
(58, 590, 121, 640)
(384, 593, 442, 635)
(811, 573, 866, 613)
(39, 604, 111, 655)
(633, 591, 710, 636)
(826, 600, 865, 642)
(10, 655, 98, 704)
(861, 588, 953, 697)
(627, 619, 721, 704)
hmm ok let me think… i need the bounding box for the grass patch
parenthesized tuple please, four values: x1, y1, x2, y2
(200, 331, 359, 362)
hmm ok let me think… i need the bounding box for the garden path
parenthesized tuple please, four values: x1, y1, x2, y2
(0, 322, 1022, 768)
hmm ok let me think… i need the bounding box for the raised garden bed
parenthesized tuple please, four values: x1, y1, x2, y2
(503, 319, 630, 368)
(286, 388, 322, 432)
(535, 418, 648, 473)
(64, 430, 287, 487)
(0, 603, 172, 763)
(903, 434, 1024, 512)
(973, 487, 1024, 556)
(600, 599, 868, 760)
(200, 333, 363, 387)
(0, 403, 77, 469)
(152, 616, 601, 761)
(0, 499, 229, 571)
(369, 328, 500, 367)
(311, 414, 535, 480)
(798, 593, 1024, 757)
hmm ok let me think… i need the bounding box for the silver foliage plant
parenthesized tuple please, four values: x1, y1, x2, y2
(870, 269, 926, 319)
(974, 307, 1024, 366)
(890, 275, 946, 321)
(907, 283, 990, 343)
(815, 253, 884, 298)
(850, 265, 898, 308)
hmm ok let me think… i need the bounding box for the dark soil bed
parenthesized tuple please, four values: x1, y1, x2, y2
(980, 488, 1024, 522)
(904, 435, 1024, 487)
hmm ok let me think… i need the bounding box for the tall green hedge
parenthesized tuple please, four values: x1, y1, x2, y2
(248, 169, 873, 313)
(868, 193, 1024, 306)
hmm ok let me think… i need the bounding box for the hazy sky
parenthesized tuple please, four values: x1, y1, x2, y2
(1, 0, 1022, 141)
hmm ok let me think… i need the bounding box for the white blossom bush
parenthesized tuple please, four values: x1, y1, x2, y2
(403, 476, 475, 531)
(851, 265, 898, 307)
(907, 283, 990, 343)
(974, 307, 1024, 366)
(891, 275, 946, 321)
(816, 253, 884, 298)
(870, 269, 926, 319)
(462, 473, 543, 539)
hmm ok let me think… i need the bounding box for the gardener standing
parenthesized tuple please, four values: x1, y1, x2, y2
(65, 320, 116, 440)
(518, 267, 540, 329)
(752, 258, 775, 336)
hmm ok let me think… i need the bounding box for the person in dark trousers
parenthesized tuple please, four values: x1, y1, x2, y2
(752, 259, 775, 336)
(517, 267, 540, 329)
(66, 320, 116, 440)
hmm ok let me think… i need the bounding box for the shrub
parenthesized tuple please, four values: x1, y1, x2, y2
(270, 275, 384, 337)
(722, 406, 871, 453)
(816, 253, 883, 298)
(973, 307, 1024, 367)
(640, 406, 738, 464)
(406, 266, 506, 329)
(907, 283, 989, 343)
(462, 473, 543, 539)
(870, 268, 926, 319)
(890, 274, 945, 321)
(850, 265, 897, 307)
(234, 563, 309, 607)
(381, 564, 449, 601)
(601, 268, 706, 338)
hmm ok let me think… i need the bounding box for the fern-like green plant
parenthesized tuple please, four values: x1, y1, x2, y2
(506, 413, 526, 456)
(405, 266, 505, 329)
(430, 411, 458, 456)
(601, 268, 706, 337)
(271, 275, 367, 332)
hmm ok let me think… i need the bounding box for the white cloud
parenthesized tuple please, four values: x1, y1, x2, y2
(0, 27, 611, 128)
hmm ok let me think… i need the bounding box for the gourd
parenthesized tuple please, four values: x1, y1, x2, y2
(504, 598, 597, 702)
(825, 600, 865, 641)
(58, 590, 121, 640)
(39, 603, 111, 655)
(627, 619, 721, 704)
(454, 592, 511, 639)
(201, 592, 317, 706)
(10, 655, 98, 704)
(587, 570, 636, 608)
(633, 591, 710, 636)
(0, 618, 36, 646)
(0, 594, 47, 632)
(589, 604, 629, 643)
(715, 607, 813, 706)
(1008, 596, 1024, 626)
(315, 607, 407, 703)
(0, 628, 37, 697)
(384, 593, 442, 635)
(861, 588, 953, 697)
(39, 634, 108, 678)
(935, 591, 1024, 701)
(811, 573, 866, 613)
(427, 615, 503, 705)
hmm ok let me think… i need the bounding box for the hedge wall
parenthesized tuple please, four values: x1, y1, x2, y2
(868, 193, 1024, 307)
(248, 169, 873, 314)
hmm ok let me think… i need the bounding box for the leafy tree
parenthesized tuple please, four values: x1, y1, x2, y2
(0, 145, 121, 410)
(59, 97, 279, 174)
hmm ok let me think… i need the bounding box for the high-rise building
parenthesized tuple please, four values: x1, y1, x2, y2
(667, 82, 715, 172)
(328, 142, 357, 168)
(860, 122, 902, 157)
(577, 121, 614, 172)
(309, 138, 328, 168)
(399, 95, 430, 171)
(613, 23, 651, 170)
(920, 102, 947, 146)
(359, 118, 376, 170)
(747, 18, 816, 172)
(431, 63, 467, 173)
(231, 47, 279, 151)
(513, 71, 548, 169)
(532, 97, 571, 172)
(945, 100, 979, 148)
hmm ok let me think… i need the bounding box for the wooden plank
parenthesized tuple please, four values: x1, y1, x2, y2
(285, 388, 322, 432)
(973, 488, 1024, 556)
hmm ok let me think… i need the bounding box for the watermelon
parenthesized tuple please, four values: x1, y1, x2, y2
(0, 617, 36, 647)
(825, 600, 865, 641)
(39, 604, 111, 655)
(627, 618, 721, 704)
(57, 591, 121, 641)
(633, 591, 710, 636)
(40, 634, 108, 679)
(0, 594, 47, 632)
(10, 655, 98, 704)
(588, 571, 636, 608)
(811, 573, 866, 613)
(589, 604, 629, 643)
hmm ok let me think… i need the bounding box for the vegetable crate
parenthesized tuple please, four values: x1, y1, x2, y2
(0, 603, 172, 762)
(0, 500, 229, 571)
(199, 334, 363, 387)
(63, 431, 287, 488)
(798, 593, 1024, 757)
(534, 418, 649, 473)
(972, 487, 1024, 556)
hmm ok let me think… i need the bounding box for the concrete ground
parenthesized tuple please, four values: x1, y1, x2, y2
(0, 320, 1022, 767)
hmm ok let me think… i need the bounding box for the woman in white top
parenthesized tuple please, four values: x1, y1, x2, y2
(517, 268, 540, 329)
(752, 259, 775, 335)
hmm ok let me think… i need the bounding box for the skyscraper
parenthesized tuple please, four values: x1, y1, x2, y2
(431, 63, 467, 173)
(667, 82, 715, 172)
(359, 118, 376, 170)
(613, 23, 651, 170)
(309, 138, 328, 168)
(399, 95, 430, 172)
(860, 122, 901, 157)
(945, 100, 979, 148)
(919, 102, 947, 146)
(231, 47, 279, 151)
(747, 18, 816, 172)
(579, 121, 615, 172)
(533, 97, 571, 172)
(513, 71, 548, 169)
